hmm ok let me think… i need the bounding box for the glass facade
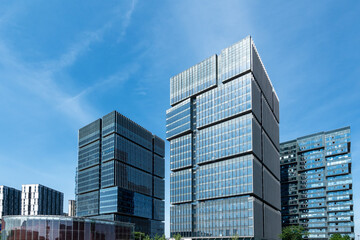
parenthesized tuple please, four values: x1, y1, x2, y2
(1, 215, 134, 240)
(196, 114, 252, 164)
(196, 155, 253, 200)
(280, 127, 354, 240)
(196, 196, 255, 237)
(77, 111, 165, 237)
(170, 55, 217, 105)
(0, 186, 21, 221)
(167, 36, 281, 240)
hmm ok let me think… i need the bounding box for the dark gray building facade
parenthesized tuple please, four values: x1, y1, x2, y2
(167, 36, 281, 240)
(0, 186, 21, 220)
(280, 127, 354, 239)
(76, 111, 165, 237)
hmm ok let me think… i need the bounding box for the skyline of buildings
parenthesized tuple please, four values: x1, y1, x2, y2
(76, 111, 165, 237)
(0, 34, 356, 239)
(167, 36, 281, 239)
(280, 127, 354, 239)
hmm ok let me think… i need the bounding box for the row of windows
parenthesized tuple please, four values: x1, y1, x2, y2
(153, 136, 165, 158)
(77, 191, 99, 217)
(78, 120, 101, 147)
(328, 227, 352, 233)
(102, 112, 153, 151)
(78, 140, 100, 170)
(197, 74, 252, 128)
(171, 196, 256, 238)
(77, 166, 99, 194)
(196, 114, 252, 164)
(0, 188, 21, 216)
(170, 203, 192, 233)
(153, 198, 165, 221)
(154, 177, 165, 200)
(328, 184, 351, 191)
(196, 156, 253, 200)
(327, 163, 349, 171)
(326, 143, 349, 156)
(218, 36, 251, 83)
(99, 187, 152, 219)
(170, 55, 217, 105)
(101, 161, 152, 196)
(154, 155, 165, 178)
(325, 130, 350, 142)
(102, 134, 153, 173)
(170, 169, 192, 204)
(166, 99, 192, 139)
(196, 196, 254, 237)
(170, 134, 192, 170)
(297, 136, 323, 152)
(300, 148, 323, 159)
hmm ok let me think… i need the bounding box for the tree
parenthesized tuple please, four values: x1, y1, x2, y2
(158, 235, 166, 240)
(173, 233, 182, 240)
(144, 235, 152, 240)
(330, 234, 344, 240)
(343, 235, 351, 240)
(231, 234, 239, 240)
(279, 225, 308, 240)
(135, 232, 146, 240)
(330, 234, 351, 240)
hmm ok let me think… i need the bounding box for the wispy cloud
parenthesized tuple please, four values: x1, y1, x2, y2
(117, 0, 137, 41)
(0, 0, 138, 125)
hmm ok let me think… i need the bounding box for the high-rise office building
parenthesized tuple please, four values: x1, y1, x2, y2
(68, 200, 76, 217)
(76, 111, 165, 237)
(167, 36, 281, 239)
(280, 127, 354, 239)
(0, 186, 21, 220)
(21, 184, 63, 216)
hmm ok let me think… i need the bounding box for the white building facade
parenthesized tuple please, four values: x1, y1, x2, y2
(21, 184, 63, 216)
(68, 200, 76, 217)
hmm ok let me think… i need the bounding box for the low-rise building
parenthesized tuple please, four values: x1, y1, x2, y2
(1, 215, 134, 240)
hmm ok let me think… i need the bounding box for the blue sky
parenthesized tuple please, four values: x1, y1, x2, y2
(0, 0, 359, 237)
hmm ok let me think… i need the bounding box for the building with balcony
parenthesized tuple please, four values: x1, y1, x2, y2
(76, 111, 165, 237)
(21, 184, 63, 216)
(167, 36, 281, 240)
(280, 127, 354, 239)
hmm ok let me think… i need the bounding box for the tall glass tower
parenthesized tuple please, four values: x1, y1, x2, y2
(280, 127, 354, 239)
(76, 111, 165, 237)
(167, 36, 281, 240)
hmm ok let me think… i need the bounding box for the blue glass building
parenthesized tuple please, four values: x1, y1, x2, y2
(167, 36, 281, 240)
(0, 186, 21, 220)
(76, 111, 165, 237)
(280, 127, 354, 239)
